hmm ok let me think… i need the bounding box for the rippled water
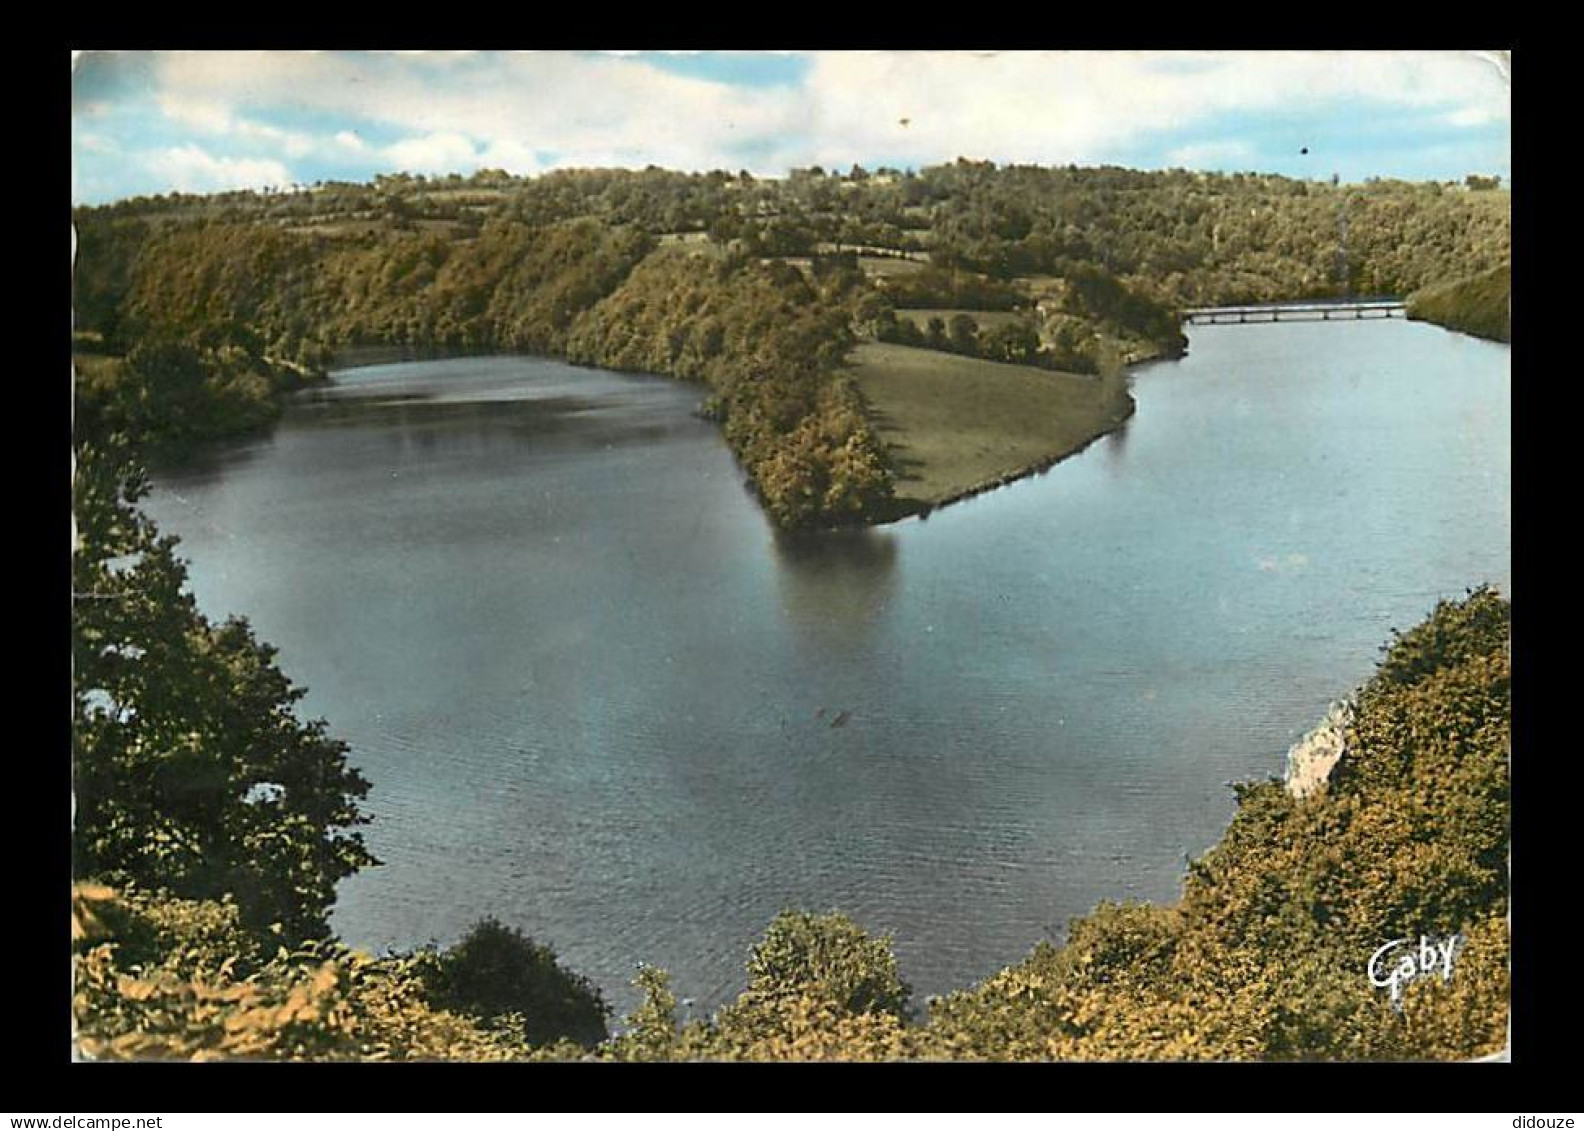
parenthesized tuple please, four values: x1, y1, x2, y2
(142, 320, 1510, 1017)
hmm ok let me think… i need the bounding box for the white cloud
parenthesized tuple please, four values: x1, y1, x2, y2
(798, 52, 1131, 168)
(120, 50, 1510, 186)
(155, 84, 321, 160)
(792, 51, 1508, 170)
(236, 119, 316, 158)
(1166, 140, 1256, 169)
(147, 51, 809, 175)
(477, 137, 542, 174)
(145, 144, 292, 193)
(381, 132, 480, 173)
(388, 49, 480, 66)
(156, 91, 234, 133)
(1446, 105, 1500, 128)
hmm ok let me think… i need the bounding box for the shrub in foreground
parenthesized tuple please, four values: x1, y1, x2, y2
(420, 916, 610, 1048)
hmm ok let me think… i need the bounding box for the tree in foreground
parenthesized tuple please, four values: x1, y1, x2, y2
(73, 883, 541, 1062)
(741, 909, 912, 1018)
(419, 917, 610, 1048)
(72, 437, 376, 943)
(604, 911, 916, 1062)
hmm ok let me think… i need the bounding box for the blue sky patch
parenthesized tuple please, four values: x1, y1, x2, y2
(626, 51, 813, 88)
(68, 52, 1510, 204)
(1107, 98, 1509, 184)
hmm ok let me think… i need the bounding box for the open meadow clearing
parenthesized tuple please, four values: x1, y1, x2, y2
(847, 340, 1133, 517)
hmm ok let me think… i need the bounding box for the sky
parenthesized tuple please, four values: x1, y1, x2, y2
(70, 50, 1512, 205)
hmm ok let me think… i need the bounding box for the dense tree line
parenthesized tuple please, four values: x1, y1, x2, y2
(77, 159, 1508, 315)
(868, 257, 1186, 374)
(76, 216, 893, 528)
(876, 265, 1025, 312)
(75, 333, 319, 461)
(565, 248, 893, 525)
(73, 158, 1506, 523)
(419, 159, 1500, 311)
(911, 160, 1509, 306)
(875, 310, 1090, 372)
(1407, 263, 1512, 342)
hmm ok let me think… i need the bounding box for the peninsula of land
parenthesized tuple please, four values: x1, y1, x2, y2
(850, 341, 1135, 520)
(73, 162, 1509, 529)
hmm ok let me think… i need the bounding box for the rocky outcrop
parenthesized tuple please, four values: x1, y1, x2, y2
(1285, 699, 1354, 800)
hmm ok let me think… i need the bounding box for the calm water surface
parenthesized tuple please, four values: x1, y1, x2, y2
(143, 319, 1510, 1017)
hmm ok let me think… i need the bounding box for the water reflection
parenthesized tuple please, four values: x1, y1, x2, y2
(291, 389, 687, 459)
(145, 431, 278, 487)
(295, 392, 588, 431)
(1101, 408, 1134, 465)
(141, 336, 1509, 1019)
(771, 528, 899, 649)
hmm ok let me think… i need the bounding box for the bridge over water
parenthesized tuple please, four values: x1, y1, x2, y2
(1183, 300, 1405, 326)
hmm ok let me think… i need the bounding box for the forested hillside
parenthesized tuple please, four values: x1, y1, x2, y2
(1407, 263, 1512, 342)
(72, 161, 1508, 526)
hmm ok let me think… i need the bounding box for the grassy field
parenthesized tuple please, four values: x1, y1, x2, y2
(763, 254, 925, 281)
(856, 256, 927, 279)
(656, 230, 712, 245)
(848, 341, 1133, 520)
(894, 308, 1026, 331)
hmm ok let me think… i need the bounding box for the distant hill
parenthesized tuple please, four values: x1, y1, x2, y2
(72, 163, 1511, 525)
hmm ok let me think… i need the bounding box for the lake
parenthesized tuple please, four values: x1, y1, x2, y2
(142, 317, 1510, 1019)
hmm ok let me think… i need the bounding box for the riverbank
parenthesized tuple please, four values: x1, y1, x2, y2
(118, 321, 1512, 1059)
(1406, 264, 1511, 343)
(319, 339, 1135, 529)
(848, 341, 1135, 522)
(329, 344, 509, 371)
(74, 338, 328, 465)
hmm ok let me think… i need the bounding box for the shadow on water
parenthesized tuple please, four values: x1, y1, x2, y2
(144, 431, 278, 487)
(770, 527, 900, 649)
(290, 392, 685, 458)
(293, 392, 590, 430)
(144, 330, 1511, 1018)
(1100, 408, 1134, 465)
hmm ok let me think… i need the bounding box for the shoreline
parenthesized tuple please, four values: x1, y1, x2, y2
(866, 388, 1136, 526)
(329, 344, 485, 372)
(865, 296, 1502, 526)
(849, 340, 1146, 529)
(323, 340, 1151, 532)
(852, 327, 1208, 528)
